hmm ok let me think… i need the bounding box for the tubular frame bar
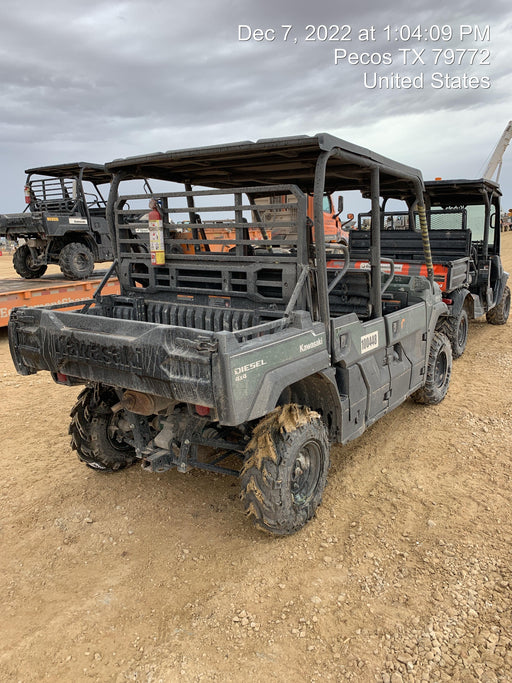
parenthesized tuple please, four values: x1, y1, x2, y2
(370, 167, 382, 318)
(313, 151, 330, 340)
(314, 147, 427, 330)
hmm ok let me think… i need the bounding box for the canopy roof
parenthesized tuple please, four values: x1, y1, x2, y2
(425, 178, 502, 205)
(106, 133, 424, 198)
(25, 162, 111, 185)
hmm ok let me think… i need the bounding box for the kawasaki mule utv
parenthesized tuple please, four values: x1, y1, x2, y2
(9, 134, 452, 534)
(0, 162, 113, 279)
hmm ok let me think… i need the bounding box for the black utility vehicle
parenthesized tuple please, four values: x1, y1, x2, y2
(0, 162, 113, 279)
(9, 135, 453, 535)
(354, 178, 509, 357)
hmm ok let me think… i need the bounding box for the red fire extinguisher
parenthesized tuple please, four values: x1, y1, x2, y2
(24, 185, 32, 204)
(148, 198, 165, 265)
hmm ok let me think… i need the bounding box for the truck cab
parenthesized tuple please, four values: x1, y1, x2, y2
(252, 192, 349, 244)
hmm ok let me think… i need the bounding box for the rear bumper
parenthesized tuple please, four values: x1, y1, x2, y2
(9, 307, 216, 406)
(0, 212, 44, 237)
(8, 304, 329, 426)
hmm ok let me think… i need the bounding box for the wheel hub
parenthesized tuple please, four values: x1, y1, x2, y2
(74, 253, 88, 270)
(457, 316, 467, 346)
(434, 351, 447, 388)
(106, 413, 133, 451)
(290, 442, 322, 506)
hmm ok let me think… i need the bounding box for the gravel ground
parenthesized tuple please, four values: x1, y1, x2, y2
(0, 235, 511, 682)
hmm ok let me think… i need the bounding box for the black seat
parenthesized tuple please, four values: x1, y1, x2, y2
(328, 268, 372, 318)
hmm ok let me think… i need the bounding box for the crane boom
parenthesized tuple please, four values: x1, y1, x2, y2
(483, 120, 512, 182)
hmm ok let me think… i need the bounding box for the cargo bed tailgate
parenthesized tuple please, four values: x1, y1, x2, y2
(0, 212, 44, 235)
(9, 307, 216, 406)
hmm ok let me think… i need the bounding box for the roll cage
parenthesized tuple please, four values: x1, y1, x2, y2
(105, 134, 432, 343)
(24, 161, 111, 220)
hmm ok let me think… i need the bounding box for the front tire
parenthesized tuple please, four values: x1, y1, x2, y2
(59, 242, 94, 279)
(412, 331, 452, 405)
(13, 244, 47, 279)
(240, 405, 330, 535)
(486, 285, 510, 325)
(69, 385, 136, 472)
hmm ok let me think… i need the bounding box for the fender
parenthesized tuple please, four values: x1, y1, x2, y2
(276, 368, 344, 442)
(491, 271, 510, 308)
(246, 362, 343, 440)
(427, 300, 449, 345)
(445, 287, 471, 319)
(244, 351, 329, 421)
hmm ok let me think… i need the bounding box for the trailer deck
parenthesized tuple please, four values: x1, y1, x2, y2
(0, 271, 119, 326)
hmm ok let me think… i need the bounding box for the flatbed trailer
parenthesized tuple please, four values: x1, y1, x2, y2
(0, 272, 119, 327)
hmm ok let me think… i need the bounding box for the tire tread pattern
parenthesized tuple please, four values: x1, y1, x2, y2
(412, 331, 452, 405)
(13, 244, 47, 279)
(439, 306, 469, 359)
(486, 285, 510, 325)
(59, 242, 94, 279)
(240, 404, 329, 536)
(69, 386, 136, 472)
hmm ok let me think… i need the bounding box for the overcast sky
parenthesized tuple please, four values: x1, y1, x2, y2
(0, 0, 511, 212)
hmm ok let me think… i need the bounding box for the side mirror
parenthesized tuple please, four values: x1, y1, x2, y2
(337, 196, 344, 214)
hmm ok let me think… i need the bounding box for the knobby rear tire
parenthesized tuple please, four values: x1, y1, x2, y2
(69, 385, 136, 472)
(59, 242, 94, 279)
(440, 306, 469, 359)
(240, 405, 330, 535)
(13, 244, 47, 279)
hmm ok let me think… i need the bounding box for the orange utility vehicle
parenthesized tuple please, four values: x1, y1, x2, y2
(349, 178, 509, 358)
(143, 192, 351, 254)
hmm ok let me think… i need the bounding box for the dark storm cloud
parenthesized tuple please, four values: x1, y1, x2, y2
(0, 0, 511, 210)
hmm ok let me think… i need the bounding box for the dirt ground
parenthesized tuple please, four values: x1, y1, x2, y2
(1, 238, 511, 683)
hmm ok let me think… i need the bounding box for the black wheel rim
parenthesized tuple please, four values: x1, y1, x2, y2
(457, 315, 468, 347)
(504, 292, 511, 319)
(290, 440, 322, 506)
(25, 251, 40, 272)
(434, 349, 448, 388)
(106, 413, 133, 452)
(73, 252, 90, 272)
